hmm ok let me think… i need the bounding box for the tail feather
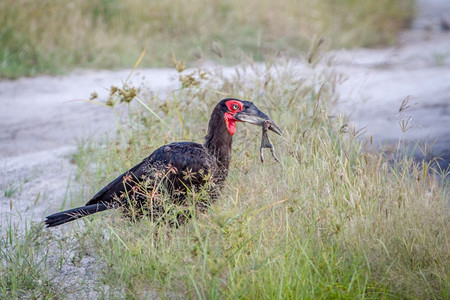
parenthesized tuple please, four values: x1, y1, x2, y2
(45, 203, 110, 227)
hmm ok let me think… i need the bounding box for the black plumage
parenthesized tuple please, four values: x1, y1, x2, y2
(45, 98, 281, 227)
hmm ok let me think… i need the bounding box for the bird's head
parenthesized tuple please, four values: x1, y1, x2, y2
(218, 98, 282, 136)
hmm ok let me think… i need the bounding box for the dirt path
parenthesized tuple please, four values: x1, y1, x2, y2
(334, 0, 450, 165)
(1, 0, 449, 231)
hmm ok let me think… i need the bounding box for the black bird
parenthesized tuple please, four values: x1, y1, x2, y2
(45, 98, 282, 227)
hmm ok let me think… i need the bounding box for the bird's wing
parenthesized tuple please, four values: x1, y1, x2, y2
(84, 159, 148, 206)
(84, 142, 216, 206)
(145, 142, 217, 191)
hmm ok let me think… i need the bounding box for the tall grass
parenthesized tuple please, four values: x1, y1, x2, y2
(0, 222, 56, 298)
(0, 0, 414, 78)
(68, 60, 449, 298)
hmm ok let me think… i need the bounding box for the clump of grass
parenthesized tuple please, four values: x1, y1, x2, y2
(0, 222, 57, 298)
(69, 58, 448, 298)
(0, 0, 414, 78)
(3, 184, 20, 199)
(2, 176, 30, 199)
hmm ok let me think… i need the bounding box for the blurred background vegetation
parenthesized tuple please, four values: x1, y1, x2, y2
(0, 0, 414, 78)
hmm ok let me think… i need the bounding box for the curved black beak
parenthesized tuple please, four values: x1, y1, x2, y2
(235, 101, 282, 135)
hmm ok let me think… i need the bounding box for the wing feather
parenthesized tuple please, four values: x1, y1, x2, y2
(84, 142, 216, 206)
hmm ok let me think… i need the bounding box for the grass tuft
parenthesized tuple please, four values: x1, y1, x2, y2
(0, 222, 56, 298)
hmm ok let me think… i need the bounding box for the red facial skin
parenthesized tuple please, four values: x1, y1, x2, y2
(224, 100, 243, 135)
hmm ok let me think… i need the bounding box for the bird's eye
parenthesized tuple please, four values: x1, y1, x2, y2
(232, 104, 239, 111)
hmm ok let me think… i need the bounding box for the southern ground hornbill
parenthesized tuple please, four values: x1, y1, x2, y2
(45, 98, 282, 227)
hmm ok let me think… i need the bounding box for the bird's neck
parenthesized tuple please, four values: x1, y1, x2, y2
(204, 111, 233, 169)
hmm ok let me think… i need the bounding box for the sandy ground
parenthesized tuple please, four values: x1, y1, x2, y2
(0, 0, 449, 296)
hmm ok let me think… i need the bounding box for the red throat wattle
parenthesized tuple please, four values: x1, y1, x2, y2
(224, 113, 236, 135)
